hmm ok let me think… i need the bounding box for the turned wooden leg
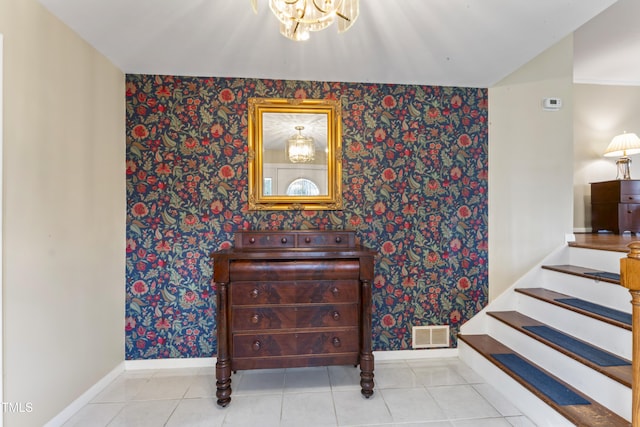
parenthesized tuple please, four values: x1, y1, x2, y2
(360, 276, 375, 398)
(215, 280, 232, 407)
(216, 359, 232, 407)
(360, 352, 375, 398)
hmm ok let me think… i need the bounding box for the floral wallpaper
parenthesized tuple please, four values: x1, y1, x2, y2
(125, 75, 488, 360)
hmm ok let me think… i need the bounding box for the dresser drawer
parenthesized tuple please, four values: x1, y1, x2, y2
(232, 329, 359, 358)
(235, 232, 296, 249)
(230, 280, 359, 305)
(230, 259, 360, 281)
(232, 304, 359, 331)
(296, 232, 355, 248)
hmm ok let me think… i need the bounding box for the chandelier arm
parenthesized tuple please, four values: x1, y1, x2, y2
(336, 12, 350, 21)
(312, 0, 331, 14)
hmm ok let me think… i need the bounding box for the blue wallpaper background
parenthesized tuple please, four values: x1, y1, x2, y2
(125, 75, 488, 359)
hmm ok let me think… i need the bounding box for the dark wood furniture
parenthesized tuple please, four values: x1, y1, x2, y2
(211, 230, 376, 407)
(591, 180, 640, 234)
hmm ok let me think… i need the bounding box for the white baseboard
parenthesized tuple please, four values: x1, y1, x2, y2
(374, 348, 458, 361)
(44, 362, 125, 427)
(122, 349, 459, 370)
(124, 357, 216, 371)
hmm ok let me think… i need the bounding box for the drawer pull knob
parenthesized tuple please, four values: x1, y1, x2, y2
(252, 340, 261, 351)
(331, 287, 340, 296)
(281, 237, 288, 244)
(335, 236, 342, 243)
(332, 337, 341, 347)
(249, 237, 256, 244)
(332, 311, 340, 321)
(305, 237, 311, 243)
(250, 289, 259, 298)
(251, 314, 260, 324)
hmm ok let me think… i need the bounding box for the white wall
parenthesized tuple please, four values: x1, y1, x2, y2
(0, 1, 125, 426)
(573, 84, 640, 231)
(488, 36, 575, 300)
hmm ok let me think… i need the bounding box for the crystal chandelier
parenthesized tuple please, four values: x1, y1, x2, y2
(253, 0, 359, 41)
(287, 126, 316, 163)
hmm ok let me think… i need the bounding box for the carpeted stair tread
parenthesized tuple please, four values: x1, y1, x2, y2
(458, 334, 631, 427)
(488, 311, 632, 387)
(515, 287, 632, 331)
(542, 264, 620, 284)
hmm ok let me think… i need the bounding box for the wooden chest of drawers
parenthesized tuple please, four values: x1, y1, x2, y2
(211, 230, 376, 407)
(591, 180, 640, 234)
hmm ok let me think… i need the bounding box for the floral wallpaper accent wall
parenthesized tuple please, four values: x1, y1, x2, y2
(125, 75, 488, 360)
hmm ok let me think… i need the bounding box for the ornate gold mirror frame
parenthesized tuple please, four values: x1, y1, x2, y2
(247, 98, 343, 210)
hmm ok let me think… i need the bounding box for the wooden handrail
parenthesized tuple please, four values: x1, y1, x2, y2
(620, 241, 640, 427)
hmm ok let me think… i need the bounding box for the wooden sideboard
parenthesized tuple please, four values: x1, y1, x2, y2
(211, 230, 376, 407)
(591, 180, 640, 234)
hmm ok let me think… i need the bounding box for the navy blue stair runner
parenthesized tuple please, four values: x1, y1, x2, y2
(491, 353, 591, 406)
(522, 325, 630, 367)
(556, 298, 632, 326)
(583, 271, 620, 281)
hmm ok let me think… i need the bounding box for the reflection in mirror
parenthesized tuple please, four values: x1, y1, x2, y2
(248, 98, 343, 210)
(286, 178, 320, 196)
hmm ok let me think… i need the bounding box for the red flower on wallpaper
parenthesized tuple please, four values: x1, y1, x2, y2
(382, 95, 397, 108)
(457, 277, 471, 290)
(457, 205, 472, 219)
(219, 89, 235, 103)
(132, 124, 149, 139)
(219, 165, 235, 179)
(382, 314, 396, 328)
(131, 202, 149, 217)
(458, 134, 472, 147)
(381, 168, 396, 182)
(381, 241, 396, 255)
(131, 280, 149, 296)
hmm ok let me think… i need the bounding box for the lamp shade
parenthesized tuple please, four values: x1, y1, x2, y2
(603, 132, 640, 157)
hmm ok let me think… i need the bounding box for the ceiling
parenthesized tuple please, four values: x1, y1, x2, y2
(37, 0, 639, 87)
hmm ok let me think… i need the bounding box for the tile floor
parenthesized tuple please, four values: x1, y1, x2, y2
(63, 357, 537, 427)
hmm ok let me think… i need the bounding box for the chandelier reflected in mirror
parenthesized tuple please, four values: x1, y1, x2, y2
(287, 126, 316, 163)
(252, 0, 359, 41)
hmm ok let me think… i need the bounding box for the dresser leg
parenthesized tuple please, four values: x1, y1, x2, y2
(359, 353, 375, 398)
(216, 359, 232, 407)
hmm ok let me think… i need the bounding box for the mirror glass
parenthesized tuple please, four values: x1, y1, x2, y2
(248, 98, 343, 210)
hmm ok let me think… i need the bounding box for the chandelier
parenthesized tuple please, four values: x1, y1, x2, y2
(253, 0, 359, 41)
(287, 126, 316, 163)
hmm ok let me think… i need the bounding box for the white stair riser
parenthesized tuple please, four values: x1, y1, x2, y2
(568, 247, 627, 272)
(459, 341, 575, 427)
(516, 294, 632, 359)
(487, 318, 631, 421)
(537, 269, 631, 313)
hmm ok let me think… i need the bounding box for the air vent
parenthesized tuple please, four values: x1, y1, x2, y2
(411, 325, 450, 349)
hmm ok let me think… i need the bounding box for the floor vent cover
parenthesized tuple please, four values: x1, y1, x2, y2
(412, 325, 450, 349)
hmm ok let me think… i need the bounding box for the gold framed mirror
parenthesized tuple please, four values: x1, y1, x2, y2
(247, 98, 343, 210)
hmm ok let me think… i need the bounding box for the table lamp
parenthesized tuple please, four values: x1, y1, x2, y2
(603, 132, 640, 180)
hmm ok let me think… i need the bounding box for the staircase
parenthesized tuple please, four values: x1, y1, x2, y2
(459, 241, 633, 426)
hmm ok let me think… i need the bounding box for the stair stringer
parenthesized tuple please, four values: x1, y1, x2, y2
(486, 315, 631, 420)
(461, 243, 570, 335)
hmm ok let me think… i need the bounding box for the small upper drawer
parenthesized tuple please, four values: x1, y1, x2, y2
(236, 232, 296, 249)
(296, 232, 355, 248)
(234, 230, 356, 249)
